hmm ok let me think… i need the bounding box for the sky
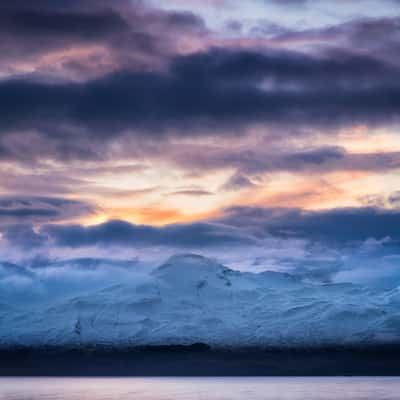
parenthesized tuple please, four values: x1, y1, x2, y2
(0, 0, 400, 286)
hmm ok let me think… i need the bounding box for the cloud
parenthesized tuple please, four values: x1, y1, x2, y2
(0, 2, 398, 169)
(0, 196, 95, 224)
(3, 204, 400, 255)
(218, 206, 400, 243)
(172, 47, 395, 86)
(1, 224, 47, 248)
(388, 191, 400, 207)
(42, 220, 256, 248)
(0, 4, 128, 40)
(221, 172, 255, 191)
(0, 47, 398, 162)
(172, 144, 400, 176)
(0, 0, 207, 82)
(358, 191, 400, 209)
(268, 16, 400, 65)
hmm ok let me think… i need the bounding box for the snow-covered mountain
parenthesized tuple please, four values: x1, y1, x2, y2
(1, 254, 400, 347)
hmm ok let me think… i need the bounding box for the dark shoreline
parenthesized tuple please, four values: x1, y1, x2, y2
(1, 344, 400, 376)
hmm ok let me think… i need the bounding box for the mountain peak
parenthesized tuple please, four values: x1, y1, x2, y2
(152, 253, 231, 287)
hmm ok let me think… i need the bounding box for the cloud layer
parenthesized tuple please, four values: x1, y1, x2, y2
(0, 48, 399, 163)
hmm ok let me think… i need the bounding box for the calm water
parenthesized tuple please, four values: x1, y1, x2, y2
(0, 377, 399, 400)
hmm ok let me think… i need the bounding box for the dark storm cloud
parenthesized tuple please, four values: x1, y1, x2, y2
(0, 48, 398, 156)
(0, 196, 95, 224)
(171, 47, 394, 86)
(42, 220, 256, 248)
(0, 0, 206, 79)
(0, 0, 205, 46)
(218, 206, 400, 243)
(0, 0, 126, 64)
(0, 1, 398, 166)
(0, 6, 127, 40)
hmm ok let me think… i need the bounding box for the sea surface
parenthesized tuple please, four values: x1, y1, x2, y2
(0, 377, 399, 400)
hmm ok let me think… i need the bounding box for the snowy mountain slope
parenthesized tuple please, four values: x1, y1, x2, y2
(1, 254, 400, 347)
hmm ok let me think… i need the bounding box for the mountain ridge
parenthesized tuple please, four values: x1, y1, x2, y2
(1, 254, 400, 348)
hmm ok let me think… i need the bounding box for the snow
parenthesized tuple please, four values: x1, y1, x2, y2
(1, 253, 400, 347)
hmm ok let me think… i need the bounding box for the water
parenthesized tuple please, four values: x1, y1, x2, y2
(0, 377, 399, 400)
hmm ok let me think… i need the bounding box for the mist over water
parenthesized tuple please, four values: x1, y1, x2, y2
(0, 378, 399, 400)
